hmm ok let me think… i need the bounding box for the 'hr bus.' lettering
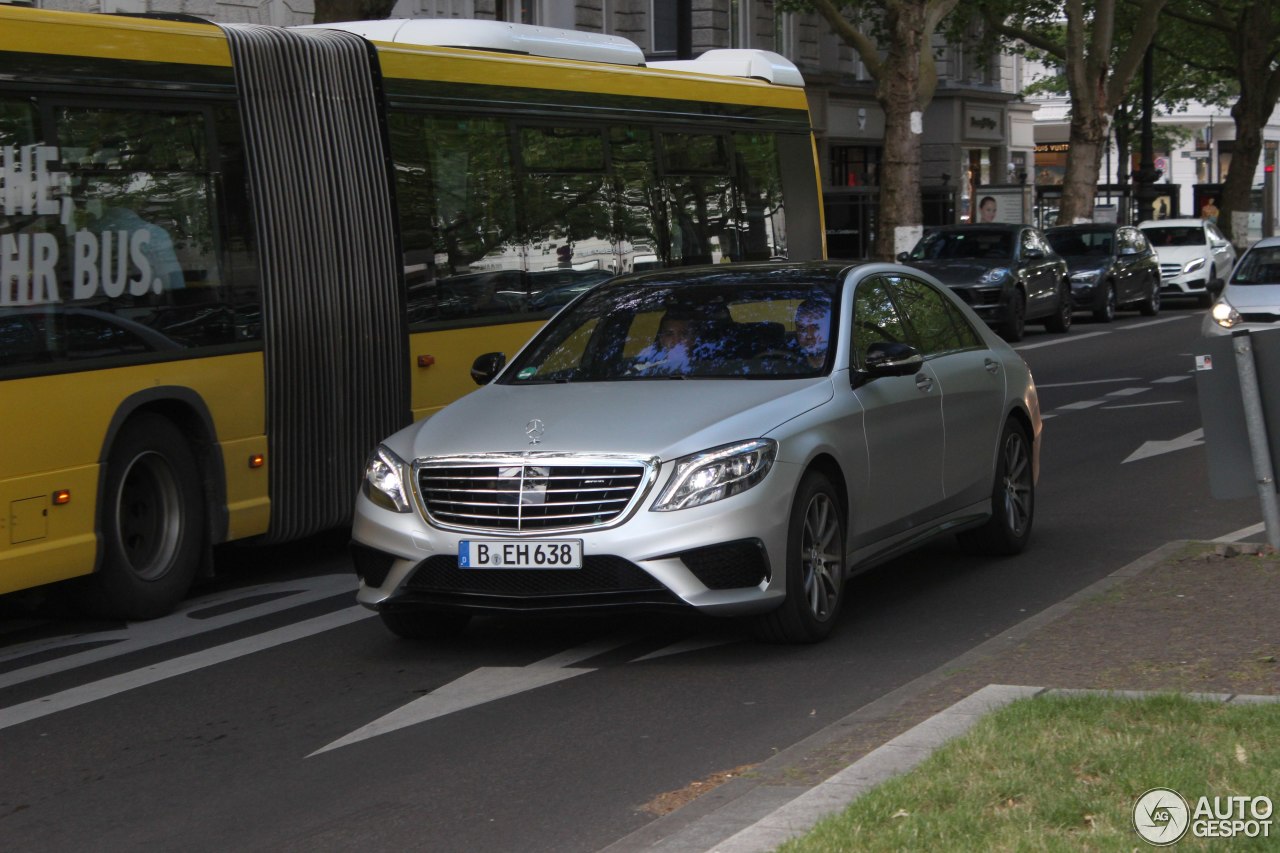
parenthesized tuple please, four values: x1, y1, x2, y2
(2, 145, 165, 306)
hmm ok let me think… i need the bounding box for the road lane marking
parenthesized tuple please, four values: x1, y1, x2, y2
(0, 574, 358, 689)
(1103, 401, 1182, 410)
(1152, 375, 1192, 383)
(1014, 331, 1110, 351)
(1037, 377, 1142, 388)
(1105, 387, 1151, 397)
(1117, 316, 1197, 330)
(1057, 399, 1107, 410)
(631, 635, 736, 661)
(309, 634, 636, 756)
(0, 606, 373, 732)
(1123, 428, 1205, 463)
(1216, 522, 1265, 542)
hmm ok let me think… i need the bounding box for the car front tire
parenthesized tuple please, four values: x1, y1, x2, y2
(1093, 282, 1117, 322)
(1043, 277, 1072, 333)
(754, 471, 845, 644)
(1001, 288, 1027, 342)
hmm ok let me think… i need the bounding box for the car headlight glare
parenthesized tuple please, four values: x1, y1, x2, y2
(1183, 257, 1206, 274)
(1211, 300, 1241, 329)
(652, 439, 778, 511)
(363, 445, 412, 513)
(978, 267, 1010, 284)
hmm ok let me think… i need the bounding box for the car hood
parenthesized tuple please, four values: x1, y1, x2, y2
(394, 379, 836, 462)
(902, 260, 1007, 286)
(1222, 284, 1280, 312)
(1149, 245, 1208, 262)
(1061, 256, 1110, 273)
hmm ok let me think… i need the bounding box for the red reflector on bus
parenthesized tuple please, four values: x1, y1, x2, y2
(418, 354, 436, 368)
(53, 490, 71, 505)
(249, 454, 265, 469)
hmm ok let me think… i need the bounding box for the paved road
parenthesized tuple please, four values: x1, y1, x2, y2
(0, 303, 1261, 852)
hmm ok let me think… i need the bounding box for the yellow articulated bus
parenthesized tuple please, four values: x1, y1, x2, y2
(0, 7, 825, 619)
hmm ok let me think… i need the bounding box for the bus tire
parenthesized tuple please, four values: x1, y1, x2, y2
(74, 413, 205, 620)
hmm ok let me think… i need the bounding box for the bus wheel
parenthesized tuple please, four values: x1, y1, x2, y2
(74, 413, 204, 620)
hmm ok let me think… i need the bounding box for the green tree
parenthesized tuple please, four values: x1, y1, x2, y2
(978, 0, 1168, 224)
(781, 0, 960, 260)
(1160, 0, 1280, 244)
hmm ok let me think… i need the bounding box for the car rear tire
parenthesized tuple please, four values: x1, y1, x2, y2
(957, 418, 1034, 556)
(754, 471, 845, 644)
(380, 609, 472, 640)
(1138, 274, 1161, 316)
(1043, 277, 1072, 333)
(1001, 289, 1026, 342)
(1093, 282, 1117, 323)
(71, 413, 204, 620)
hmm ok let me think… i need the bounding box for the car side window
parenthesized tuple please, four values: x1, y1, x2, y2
(886, 275, 983, 356)
(850, 278, 910, 368)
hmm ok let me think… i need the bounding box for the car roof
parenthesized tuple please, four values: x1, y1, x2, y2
(1243, 236, 1280, 250)
(615, 260, 872, 286)
(931, 223, 1026, 233)
(1045, 223, 1126, 232)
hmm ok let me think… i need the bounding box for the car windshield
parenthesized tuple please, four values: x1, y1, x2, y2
(1143, 226, 1206, 247)
(1230, 246, 1280, 285)
(1046, 229, 1112, 258)
(910, 230, 1012, 261)
(503, 276, 839, 382)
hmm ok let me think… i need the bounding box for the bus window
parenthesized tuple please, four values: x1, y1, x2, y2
(1, 104, 234, 368)
(389, 112, 520, 326)
(608, 126, 663, 275)
(520, 125, 613, 286)
(732, 131, 787, 261)
(661, 131, 737, 265)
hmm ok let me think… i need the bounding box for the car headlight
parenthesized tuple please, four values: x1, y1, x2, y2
(1211, 300, 1241, 329)
(1070, 269, 1101, 284)
(978, 267, 1011, 284)
(1183, 257, 1206, 274)
(363, 445, 412, 512)
(652, 439, 777, 511)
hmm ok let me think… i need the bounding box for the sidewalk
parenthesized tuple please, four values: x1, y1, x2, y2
(601, 540, 1280, 853)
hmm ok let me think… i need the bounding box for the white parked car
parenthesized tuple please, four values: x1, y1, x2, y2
(1138, 218, 1237, 305)
(350, 262, 1042, 644)
(1204, 236, 1280, 335)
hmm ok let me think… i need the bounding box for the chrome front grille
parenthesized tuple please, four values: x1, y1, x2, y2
(417, 457, 652, 532)
(1159, 262, 1182, 280)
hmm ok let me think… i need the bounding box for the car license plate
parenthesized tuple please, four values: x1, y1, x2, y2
(458, 539, 583, 569)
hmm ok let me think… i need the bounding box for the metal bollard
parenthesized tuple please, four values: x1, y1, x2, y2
(1231, 329, 1280, 549)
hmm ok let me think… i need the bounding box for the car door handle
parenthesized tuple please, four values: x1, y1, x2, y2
(985, 358, 1000, 375)
(915, 373, 934, 392)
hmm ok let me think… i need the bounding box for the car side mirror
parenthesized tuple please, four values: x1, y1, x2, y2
(896, 251, 911, 262)
(470, 351, 507, 385)
(862, 341, 923, 378)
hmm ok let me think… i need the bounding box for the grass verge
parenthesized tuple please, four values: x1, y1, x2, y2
(779, 693, 1278, 852)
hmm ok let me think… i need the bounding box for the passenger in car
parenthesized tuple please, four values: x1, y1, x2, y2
(631, 309, 699, 375)
(794, 298, 831, 369)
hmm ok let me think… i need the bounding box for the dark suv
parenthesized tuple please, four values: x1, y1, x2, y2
(1045, 224, 1161, 321)
(898, 224, 1071, 341)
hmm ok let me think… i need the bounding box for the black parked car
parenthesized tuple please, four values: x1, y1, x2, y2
(898, 224, 1071, 341)
(1044, 224, 1162, 321)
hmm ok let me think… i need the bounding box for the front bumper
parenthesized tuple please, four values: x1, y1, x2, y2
(349, 460, 801, 618)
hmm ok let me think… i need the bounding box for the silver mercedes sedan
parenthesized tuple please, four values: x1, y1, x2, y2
(351, 261, 1042, 644)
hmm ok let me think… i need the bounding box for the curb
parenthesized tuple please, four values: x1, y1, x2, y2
(597, 540, 1228, 853)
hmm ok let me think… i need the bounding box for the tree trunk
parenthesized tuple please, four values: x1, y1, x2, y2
(1219, 7, 1280, 247)
(1058, 104, 1107, 224)
(873, 3, 925, 261)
